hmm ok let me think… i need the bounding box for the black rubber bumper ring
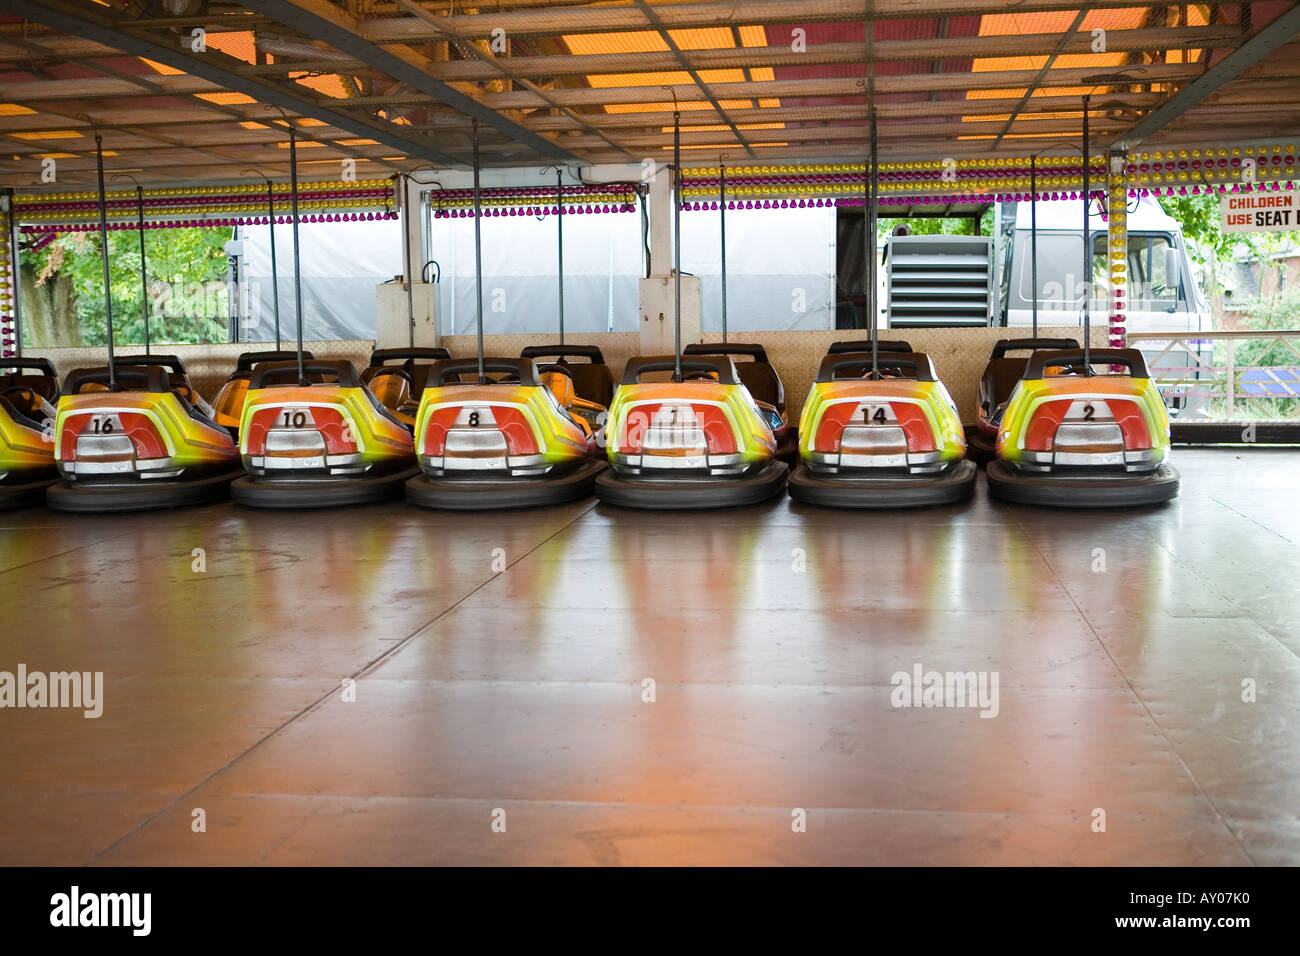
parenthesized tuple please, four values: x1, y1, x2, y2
(46, 468, 242, 514)
(788, 458, 977, 509)
(231, 465, 419, 510)
(985, 459, 1180, 508)
(595, 458, 788, 510)
(405, 458, 606, 511)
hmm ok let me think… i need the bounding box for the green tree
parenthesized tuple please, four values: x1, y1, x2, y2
(21, 226, 233, 348)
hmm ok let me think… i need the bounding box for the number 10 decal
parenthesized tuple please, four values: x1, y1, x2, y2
(280, 409, 310, 428)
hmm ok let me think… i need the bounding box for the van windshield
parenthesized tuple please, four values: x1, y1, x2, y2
(1091, 233, 1182, 309)
(1012, 230, 1182, 312)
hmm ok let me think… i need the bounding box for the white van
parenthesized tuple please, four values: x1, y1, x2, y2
(999, 194, 1211, 414)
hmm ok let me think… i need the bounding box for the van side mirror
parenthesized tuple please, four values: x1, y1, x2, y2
(1164, 246, 1181, 289)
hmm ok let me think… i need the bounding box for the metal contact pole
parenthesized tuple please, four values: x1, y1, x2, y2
(673, 108, 682, 380)
(1030, 155, 1038, 338)
(1082, 95, 1091, 370)
(556, 168, 565, 345)
(289, 123, 305, 385)
(472, 119, 485, 384)
(868, 107, 879, 378)
(720, 162, 728, 344)
(94, 134, 116, 390)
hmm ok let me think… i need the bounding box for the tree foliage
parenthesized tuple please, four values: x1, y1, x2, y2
(22, 226, 233, 348)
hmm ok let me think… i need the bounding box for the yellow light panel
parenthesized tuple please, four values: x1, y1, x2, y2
(0, 104, 36, 116)
(11, 130, 82, 140)
(292, 73, 348, 99)
(139, 57, 184, 76)
(196, 92, 257, 105)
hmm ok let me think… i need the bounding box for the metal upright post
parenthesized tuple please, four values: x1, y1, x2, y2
(94, 134, 116, 390)
(719, 162, 728, 344)
(1030, 155, 1038, 337)
(472, 119, 486, 385)
(556, 168, 565, 345)
(673, 108, 682, 380)
(288, 123, 305, 385)
(867, 108, 879, 378)
(1082, 95, 1091, 370)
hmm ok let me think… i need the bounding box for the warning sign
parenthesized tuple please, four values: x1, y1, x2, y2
(1221, 192, 1300, 233)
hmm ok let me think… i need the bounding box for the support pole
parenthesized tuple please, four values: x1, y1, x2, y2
(673, 108, 682, 380)
(1030, 156, 1038, 337)
(1106, 148, 1129, 354)
(288, 123, 305, 386)
(472, 118, 485, 385)
(1081, 95, 1091, 370)
(867, 107, 879, 377)
(556, 168, 565, 345)
(94, 134, 116, 390)
(719, 162, 728, 344)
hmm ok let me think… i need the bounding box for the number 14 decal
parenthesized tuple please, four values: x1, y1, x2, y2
(862, 405, 889, 424)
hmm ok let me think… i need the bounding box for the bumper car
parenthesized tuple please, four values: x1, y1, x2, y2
(986, 347, 1179, 507)
(595, 355, 788, 510)
(230, 360, 418, 509)
(520, 344, 616, 409)
(682, 342, 798, 463)
(405, 357, 606, 510)
(360, 346, 451, 429)
(211, 349, 314, 436)
(0, 358, 60, 509)
(968, 337, 1080, 464)
(47, 363, 242, 512)
(787, 350, 976, 508)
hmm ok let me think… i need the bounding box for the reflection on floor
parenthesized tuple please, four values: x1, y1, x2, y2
(1, 448, 1297, 866)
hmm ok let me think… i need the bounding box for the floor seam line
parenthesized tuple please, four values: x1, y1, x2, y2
(82, 500, 598, 865)
(1017, 523, 1258, 867)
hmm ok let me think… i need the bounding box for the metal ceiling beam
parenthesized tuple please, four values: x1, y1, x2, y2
(519, 94, 1163, 130)
(240, 0, 578, 163)
(1113, 1, 1300, 147)
(361, 0, 1167, 42)
(8, 0, 464, 167)
(628, 0, 755, 156)
(395, 26, 1243, 82)
(478, 61, 1215, 109)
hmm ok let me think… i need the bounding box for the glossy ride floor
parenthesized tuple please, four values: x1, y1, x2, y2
(1, 448, 1298, 866)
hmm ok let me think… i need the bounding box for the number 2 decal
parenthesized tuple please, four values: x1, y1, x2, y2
(1082, 403, 1096, 421)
